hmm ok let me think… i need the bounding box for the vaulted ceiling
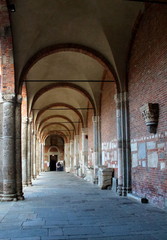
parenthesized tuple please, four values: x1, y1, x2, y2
(10, 0, 144, 142)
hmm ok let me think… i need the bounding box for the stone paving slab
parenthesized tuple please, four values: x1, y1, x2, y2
(0, 172, 167, 240)
(11, 238, 40, 240)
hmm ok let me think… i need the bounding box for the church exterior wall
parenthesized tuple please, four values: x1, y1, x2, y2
(128, 5, 167, 208)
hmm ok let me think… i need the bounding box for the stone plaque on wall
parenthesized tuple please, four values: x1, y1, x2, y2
(148, 152, 158, 168)
(138, 143, 146, 160)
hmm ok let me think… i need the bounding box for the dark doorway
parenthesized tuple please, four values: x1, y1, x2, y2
(50, 155, 58, 171)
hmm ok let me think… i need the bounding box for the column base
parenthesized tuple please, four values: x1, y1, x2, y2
(17, 195, 25, 201)
(117, 186, 132, 196)
(117, 185, 123, 196)
(23, 183, 28, 187)
(122, 187, 132, 196)
(0, 194, 17, 202)
(27, 181, 32, 186)
(17, 190, 25, 200)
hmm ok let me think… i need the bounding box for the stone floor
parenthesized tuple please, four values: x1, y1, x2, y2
(0, 172, 167, 240)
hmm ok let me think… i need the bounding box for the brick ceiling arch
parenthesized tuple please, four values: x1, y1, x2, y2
(38, 115, 76, 135)
(20, 43, 118, 88)
(42, 132, 68, 144)
(40, 122, 72, 139)
(31, 83, 96, 115)
(35, 103, 84, 127)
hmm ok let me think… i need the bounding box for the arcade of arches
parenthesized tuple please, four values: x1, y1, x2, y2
(0, 0, 166, 209)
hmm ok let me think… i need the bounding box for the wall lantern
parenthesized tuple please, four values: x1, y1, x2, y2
(8, 4, 16, 12)
(140, 103, 159, 134)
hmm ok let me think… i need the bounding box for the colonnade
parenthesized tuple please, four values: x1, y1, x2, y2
(0, 93, 131, 201)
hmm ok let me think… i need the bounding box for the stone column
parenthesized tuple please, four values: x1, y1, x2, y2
(115, 94, 123, 195)
(15, 95, 24, 200)
(32, 132, 37, 179)
(27, 118, 32, 185)
(1, 94, 17, 201)
(92, 117, 100, 179)
(114, 92, 131, 196)
(65, 142, 70, 172)
(36, 138, 40, 176)
(22, 117, 28, 186)
(74, 135, 79, 172)
(122, 92, 131, 195)
(81, 128, 88, 175)
(38, 141, 42, 174)
(41, 143, 44, 172)
(70, 140, 74, 172)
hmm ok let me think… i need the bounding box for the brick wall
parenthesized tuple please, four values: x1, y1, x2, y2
(0, 0, 15, 94)
(100, 73, 118, 177)
(44, 144, 64, 171)
(0, 0, 15, 194)
(128, 5, 167, 208)
(21, 83, 27, 118)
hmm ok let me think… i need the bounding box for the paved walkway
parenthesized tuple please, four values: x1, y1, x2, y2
(0, 172, 167, 240)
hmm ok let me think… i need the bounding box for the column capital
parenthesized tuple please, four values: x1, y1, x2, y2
(82, 128, 88, 134)
(92, 116, 100, 123)
(114, 92, 128, 105)
(16, 94, 22, 104)
(28, 117, 33, 123)
(22, 117, 28, 124)
(1, 93, 15, 103)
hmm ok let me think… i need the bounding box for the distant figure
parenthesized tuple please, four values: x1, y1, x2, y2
(56, 162, 61, 171)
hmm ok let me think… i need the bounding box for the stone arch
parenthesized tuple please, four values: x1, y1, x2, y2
(48, 146, 60, 154)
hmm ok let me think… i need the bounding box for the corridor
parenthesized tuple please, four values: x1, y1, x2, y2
(0, 172, 167, 240)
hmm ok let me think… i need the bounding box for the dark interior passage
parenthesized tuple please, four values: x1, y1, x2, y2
(50, 155, 57, 171)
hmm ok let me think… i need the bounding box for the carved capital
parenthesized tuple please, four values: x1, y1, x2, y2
(16, 94, 22, 104)
(28, 117, 33, 123)
(92, 116, 100, 123)
(82, 128, 88, 134)
(114, 92, 128, 108)
(22, 117, 28, 124)
(2, 94, 15, 103)
(140, 103, 159, 134)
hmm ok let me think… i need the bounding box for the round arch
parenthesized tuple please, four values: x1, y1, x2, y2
(19, 43, 120, 94)
(42, 131, 68, 144)
(38, 115, 77, 135)
(40, 122, 72, 139)
(35, 103, 84, 127)
(31, 83, 96, 115)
